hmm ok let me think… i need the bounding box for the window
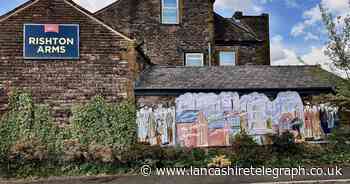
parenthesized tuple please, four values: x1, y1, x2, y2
(250, 104, 265, 129)
(219, 51, 236, 66)
(185, 53, 204, 66)
(162, 0, 179, 24)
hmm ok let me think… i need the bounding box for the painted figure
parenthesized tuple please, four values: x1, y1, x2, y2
(137, 105, 176, 146)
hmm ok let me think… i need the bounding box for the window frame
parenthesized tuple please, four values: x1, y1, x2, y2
(185, 53, 204, 67)
(161, 0, 180, 25)
(219, 50, 237, 66)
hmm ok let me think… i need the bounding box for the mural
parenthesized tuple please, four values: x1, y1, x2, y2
(304, 105, 323, 140)
(136, 91, 339, 147)
(304, 105, 339, 140)
(240, 93, 273, 132)
(239, 93, 273, 145)
(176, 92, 241, 147)
(137, 105, 176, 146)
(272, 92, 305, 141)
(320, 105, 339, 134)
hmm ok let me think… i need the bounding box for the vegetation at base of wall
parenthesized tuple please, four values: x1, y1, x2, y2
(0, 91, 60, 160)
(0, 91, 350, 179)
(69, 95, 137, 158)
(0, 91, 138, 178)
(2, 139, 350, 178)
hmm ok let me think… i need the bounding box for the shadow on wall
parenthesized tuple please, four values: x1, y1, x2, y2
(137, 92, 339, 147)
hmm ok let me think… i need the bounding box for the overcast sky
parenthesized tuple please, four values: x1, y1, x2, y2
(1, 0, 349, 77)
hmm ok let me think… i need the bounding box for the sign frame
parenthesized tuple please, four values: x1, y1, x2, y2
(23, 23, 80, 60)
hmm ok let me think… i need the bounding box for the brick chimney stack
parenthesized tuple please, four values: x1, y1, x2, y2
(232, 11, 271, 65)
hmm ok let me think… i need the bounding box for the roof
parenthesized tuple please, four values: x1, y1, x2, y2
(0, 0, 39, 22)
(0, 0, 132, 41)
(135, 65, 339, 95)
(94, 0, 122, 15)
(214, 13, 261, 44)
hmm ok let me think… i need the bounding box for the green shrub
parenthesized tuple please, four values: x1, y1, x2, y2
(271, 131, 305, 156)
(232, 131, 258, 149)
(329, 127, 350, 150)
(0, 91, 59, 158)
(231, 131, 266, 166)
(70, 96, 137, 155)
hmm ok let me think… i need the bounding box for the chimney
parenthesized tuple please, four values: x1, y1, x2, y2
(233, 12, 271, 65)
(233, 11, 243, 19)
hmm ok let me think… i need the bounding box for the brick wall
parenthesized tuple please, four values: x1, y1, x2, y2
(0, 0, 135, 122)
(97, 1, 270, 67)
(233, 12, 270, 65)
(214, 45, 266, 66)
(96, 0, 215, 66)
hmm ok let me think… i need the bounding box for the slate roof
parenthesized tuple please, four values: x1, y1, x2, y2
(214, 13, 261, 43)
(0, 0, 37, 21)
(135, 65, 339, 94)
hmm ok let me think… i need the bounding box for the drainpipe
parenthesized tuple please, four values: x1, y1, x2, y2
(207, 0, 215, 66)
(208, 42, 212, 67)
(127, 39, 138, 101)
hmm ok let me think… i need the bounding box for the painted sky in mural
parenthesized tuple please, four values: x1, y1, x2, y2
(176, 92, 241, 147)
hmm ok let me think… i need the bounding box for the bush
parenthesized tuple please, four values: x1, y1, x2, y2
(271, 131, 304, 156)
(0, 91, 59, 158)
(328, 127, 350, 150)
(231, 131, 267, 167)
(232, 131, 258, 150)
(70, 96, 136, 150)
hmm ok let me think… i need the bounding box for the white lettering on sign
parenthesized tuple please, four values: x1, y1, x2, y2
(28, 37, 74, 45)
(28, 37, 74, 54)
(37, 46, 66, 54)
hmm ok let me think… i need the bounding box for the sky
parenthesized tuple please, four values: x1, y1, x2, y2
(0, 0, 349, 77)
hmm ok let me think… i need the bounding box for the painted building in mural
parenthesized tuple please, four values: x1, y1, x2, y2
(0, 0, 342, 146)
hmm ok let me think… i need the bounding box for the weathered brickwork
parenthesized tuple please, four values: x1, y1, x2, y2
(214, 45, 266, 65)
(0, 0, 136, 122)
(96, 0, 215, 66)
(97, 1, 270, 66)
(233, 12, 270, 65)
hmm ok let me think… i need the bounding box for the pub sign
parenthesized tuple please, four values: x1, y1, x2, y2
(23, 24, 80, 59)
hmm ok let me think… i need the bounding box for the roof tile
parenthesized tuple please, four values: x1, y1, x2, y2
(136, 65, 338, 91)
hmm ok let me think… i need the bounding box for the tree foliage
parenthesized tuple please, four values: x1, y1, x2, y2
(319, 3, 350, 111)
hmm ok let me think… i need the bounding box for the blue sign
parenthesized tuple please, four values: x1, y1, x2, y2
(23, 24, 79, 59)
